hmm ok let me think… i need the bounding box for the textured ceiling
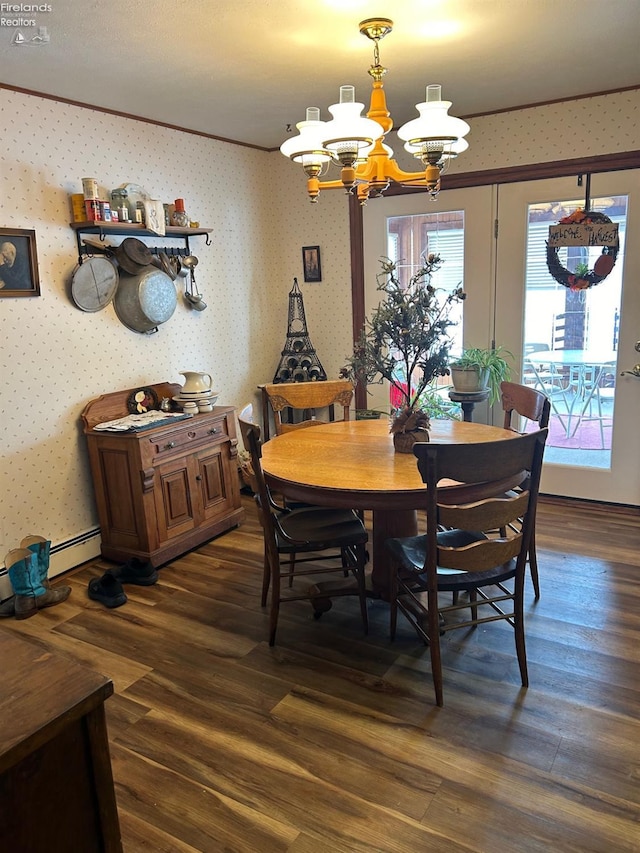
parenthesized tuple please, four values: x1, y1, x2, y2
(1, 0, 638, 150)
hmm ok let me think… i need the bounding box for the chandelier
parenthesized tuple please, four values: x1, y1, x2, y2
(280, 18, 470, 204)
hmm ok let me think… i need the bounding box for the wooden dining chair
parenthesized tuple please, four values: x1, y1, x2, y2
(386, 429, 548, 706)
(501, 381, 550, 599)
(239, 403, 303, 603)
(263, 379, 353, 436)
(242, 418, 369, 646)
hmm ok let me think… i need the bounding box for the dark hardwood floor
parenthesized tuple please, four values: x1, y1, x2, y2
(2, 494, 639, 852)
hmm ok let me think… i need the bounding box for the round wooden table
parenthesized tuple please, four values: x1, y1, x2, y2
(261, 418, 518, 598)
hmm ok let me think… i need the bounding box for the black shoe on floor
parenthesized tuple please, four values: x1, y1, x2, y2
(110, 557, 158, 586)
(88, 572, 127, 608)
(0, 596, 15, 618)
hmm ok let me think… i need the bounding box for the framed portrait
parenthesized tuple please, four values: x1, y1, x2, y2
(302, 245, 322, 282)
(0, 228, 41, 297)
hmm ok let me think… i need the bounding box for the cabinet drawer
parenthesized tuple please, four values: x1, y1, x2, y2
(148, 414, 229, 458)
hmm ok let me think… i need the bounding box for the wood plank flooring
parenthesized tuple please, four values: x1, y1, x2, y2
(2, 494, 639, 852)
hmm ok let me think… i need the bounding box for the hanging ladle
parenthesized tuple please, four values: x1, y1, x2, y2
(184, 262, 207, 311)
(182, 254, 198, 271)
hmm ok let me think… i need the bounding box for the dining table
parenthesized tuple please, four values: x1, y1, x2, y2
(260, 418, 520, 600)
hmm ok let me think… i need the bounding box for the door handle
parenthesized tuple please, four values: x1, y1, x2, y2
(620, 363, 640, 378)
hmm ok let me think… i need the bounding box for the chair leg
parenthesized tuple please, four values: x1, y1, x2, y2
(528, 531, 541, 600)
(260, 544, 270, 607)
(427, 590, 444, 707)
(288, 552, 296, 587)
(341, 547, 350, 578)
(268, 561, 281, 647)
(514, 579, 528, 688)
(389, 567, 398, 641)
(469, 589, 478, 623)
(356, 544, 369, 636)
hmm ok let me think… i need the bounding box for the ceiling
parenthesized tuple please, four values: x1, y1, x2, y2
(1, 0, 638, 151)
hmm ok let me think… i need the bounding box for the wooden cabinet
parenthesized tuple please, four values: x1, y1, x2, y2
(0, 631, 122, 852)
(81, 383, 244, 566)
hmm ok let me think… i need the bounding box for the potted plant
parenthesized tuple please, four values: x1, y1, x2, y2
(450, 346, 512, 405)
(341, 256, 465, 451)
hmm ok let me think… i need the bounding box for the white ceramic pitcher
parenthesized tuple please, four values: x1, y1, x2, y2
(179, 371, 213, 394)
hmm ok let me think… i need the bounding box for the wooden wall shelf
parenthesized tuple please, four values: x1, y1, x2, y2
(70, 222, 212, 262)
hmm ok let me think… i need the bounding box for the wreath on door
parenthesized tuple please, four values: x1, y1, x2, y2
(546, 209, 619, 292)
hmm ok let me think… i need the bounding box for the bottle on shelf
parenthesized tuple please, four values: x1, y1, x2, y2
(110, 188, 130, 221)
(171, 198, 189, 227)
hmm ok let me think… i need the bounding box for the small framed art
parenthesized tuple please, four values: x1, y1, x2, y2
(302, 245, 322, 282)
(0, 228, 41, 297)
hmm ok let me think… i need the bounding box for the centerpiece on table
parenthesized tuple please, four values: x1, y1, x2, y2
(341, 255, 465, 452)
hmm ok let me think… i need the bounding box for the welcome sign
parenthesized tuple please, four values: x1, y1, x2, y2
(548, 221, 619, 247)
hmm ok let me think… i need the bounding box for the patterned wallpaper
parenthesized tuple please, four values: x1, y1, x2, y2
(0, 86, 637, 582)
(393, 89, 640, 175)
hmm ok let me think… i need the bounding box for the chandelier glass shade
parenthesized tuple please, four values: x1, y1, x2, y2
(279, 18, 470, 204)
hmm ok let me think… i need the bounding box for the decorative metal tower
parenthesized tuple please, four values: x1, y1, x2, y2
(273, 278, 327, 383)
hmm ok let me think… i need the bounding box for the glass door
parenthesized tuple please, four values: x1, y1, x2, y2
(362, 173, 640, 505)
(363, 185, 495, 416)
(495, 172, 640, 504)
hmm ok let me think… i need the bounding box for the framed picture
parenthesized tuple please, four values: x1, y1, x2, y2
(302, 245, 322, 282)
(0, 228, 41, 297)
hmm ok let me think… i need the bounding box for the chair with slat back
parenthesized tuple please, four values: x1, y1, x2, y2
(242, 417, 369, 646)
(501, 382, 550, 599)
(552, 310, 588, 351)
(238, 402, 299, 605)
(263, 379, 354, 436)
(386, 429, 548, 706)
(612, 309, 620, 351)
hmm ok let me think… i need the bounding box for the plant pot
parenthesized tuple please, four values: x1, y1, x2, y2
(356, 409, 382, 420)
(392, 429, 429, 453)
(450, 365, 490, 394)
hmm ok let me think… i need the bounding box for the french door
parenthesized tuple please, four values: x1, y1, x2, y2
(495, 172, 640, 504)
(362, 185, 495, 416)
(363, 172, 640, 505)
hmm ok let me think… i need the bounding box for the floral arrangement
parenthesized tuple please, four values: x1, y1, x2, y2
(546, 209, 618, 291)
(341, 255, 465, 427)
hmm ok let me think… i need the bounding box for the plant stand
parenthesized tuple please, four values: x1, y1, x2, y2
(447, 389, 489, 422)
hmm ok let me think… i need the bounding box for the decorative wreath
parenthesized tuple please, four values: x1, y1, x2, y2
(546, 209, 618, 291)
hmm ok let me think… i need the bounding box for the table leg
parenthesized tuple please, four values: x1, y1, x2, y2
(567, 364, 605, 438)
(307, 508, 419, 607)
(371, 508, 419, 599)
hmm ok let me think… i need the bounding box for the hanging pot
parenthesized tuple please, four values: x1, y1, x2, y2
(113, 266, 177, 334)
(114, 238, 153, 275)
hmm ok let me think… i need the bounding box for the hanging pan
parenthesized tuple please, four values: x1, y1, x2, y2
(113, 265, 177, 334)
(114, 237, 153, 275)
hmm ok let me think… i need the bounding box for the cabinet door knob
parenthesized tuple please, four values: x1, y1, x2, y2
(164, 441, 176, 449)
(208, 427, 218, 434)
(195, 475, 202, 481)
